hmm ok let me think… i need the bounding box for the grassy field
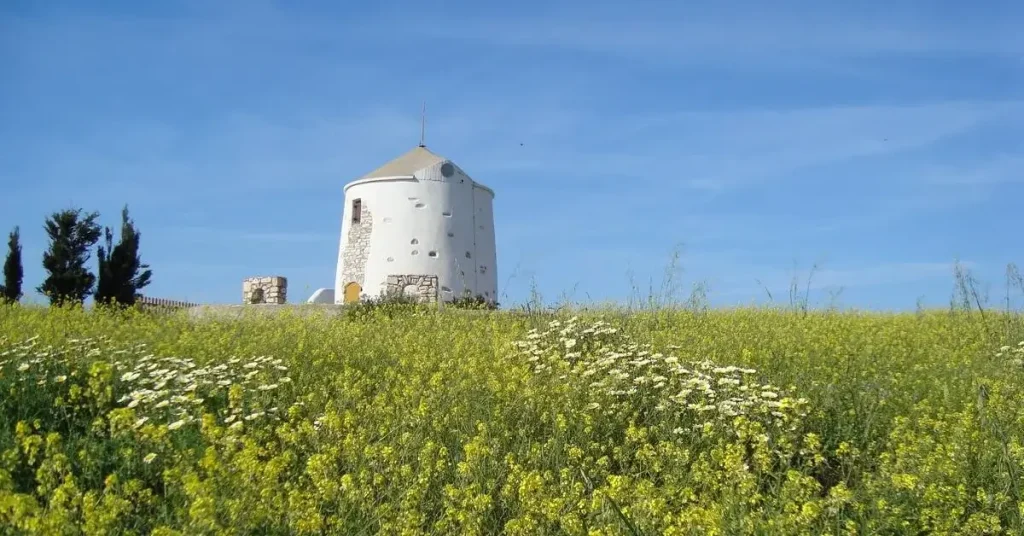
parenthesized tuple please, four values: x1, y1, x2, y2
(1, 303, 1023, 535)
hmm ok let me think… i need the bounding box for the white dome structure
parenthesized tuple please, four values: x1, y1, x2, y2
(333, 145, 498, 305)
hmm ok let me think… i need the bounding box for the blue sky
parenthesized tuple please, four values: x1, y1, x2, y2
(2, 0, 1022, 311)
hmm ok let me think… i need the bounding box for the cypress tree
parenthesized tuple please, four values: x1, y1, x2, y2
(0, 226, 23, 304)
(37, 209, 102, 305)
(96, 205, 152, 307)
(96, 227, 115, 305)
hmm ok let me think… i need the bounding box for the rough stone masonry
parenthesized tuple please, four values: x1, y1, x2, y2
(242, 276, 287, 304)
(341, 204, 373, 289)
(385, 274, 438, 303)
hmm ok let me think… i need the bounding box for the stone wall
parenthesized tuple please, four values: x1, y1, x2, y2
(386, 274, 438, 303)
(341, 204, 373, 288)
(243, 276, 287, 304)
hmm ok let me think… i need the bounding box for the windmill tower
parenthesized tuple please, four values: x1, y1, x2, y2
(332, 140, 498, 305)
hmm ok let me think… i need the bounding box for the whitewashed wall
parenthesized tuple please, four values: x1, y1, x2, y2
(472, 185, 498, 302)
(333, 159, 497, 304)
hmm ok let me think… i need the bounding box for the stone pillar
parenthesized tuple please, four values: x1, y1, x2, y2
(242, 276, 288, 304)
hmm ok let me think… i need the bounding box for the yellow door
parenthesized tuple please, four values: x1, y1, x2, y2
(344, 282, 361, 303)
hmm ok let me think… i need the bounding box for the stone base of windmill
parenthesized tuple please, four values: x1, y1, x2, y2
(242, 276, 287, 304)
(385, 274, 439, 303)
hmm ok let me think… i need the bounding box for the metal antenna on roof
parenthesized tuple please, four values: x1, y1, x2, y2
(419, 101, 426, 147)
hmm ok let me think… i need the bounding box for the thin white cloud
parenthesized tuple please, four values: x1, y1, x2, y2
(717, 261, 977, 300)
(378, 5, 1024, 68)
(238, 232, 335, 244)
(158, 226, 334, 244)
(10, 2, 1019, 78)
(473, 100, 1023, 191)
(9, 4, 1017, 203)
(496, 238, 981, 307)
(805, 262, 975, 290)
(919, 155, 1024, 186)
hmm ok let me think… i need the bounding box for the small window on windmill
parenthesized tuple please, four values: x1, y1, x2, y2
(352, 199, 362, 223)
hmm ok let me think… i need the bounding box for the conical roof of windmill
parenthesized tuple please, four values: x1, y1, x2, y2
(360, 146, 447, 179)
